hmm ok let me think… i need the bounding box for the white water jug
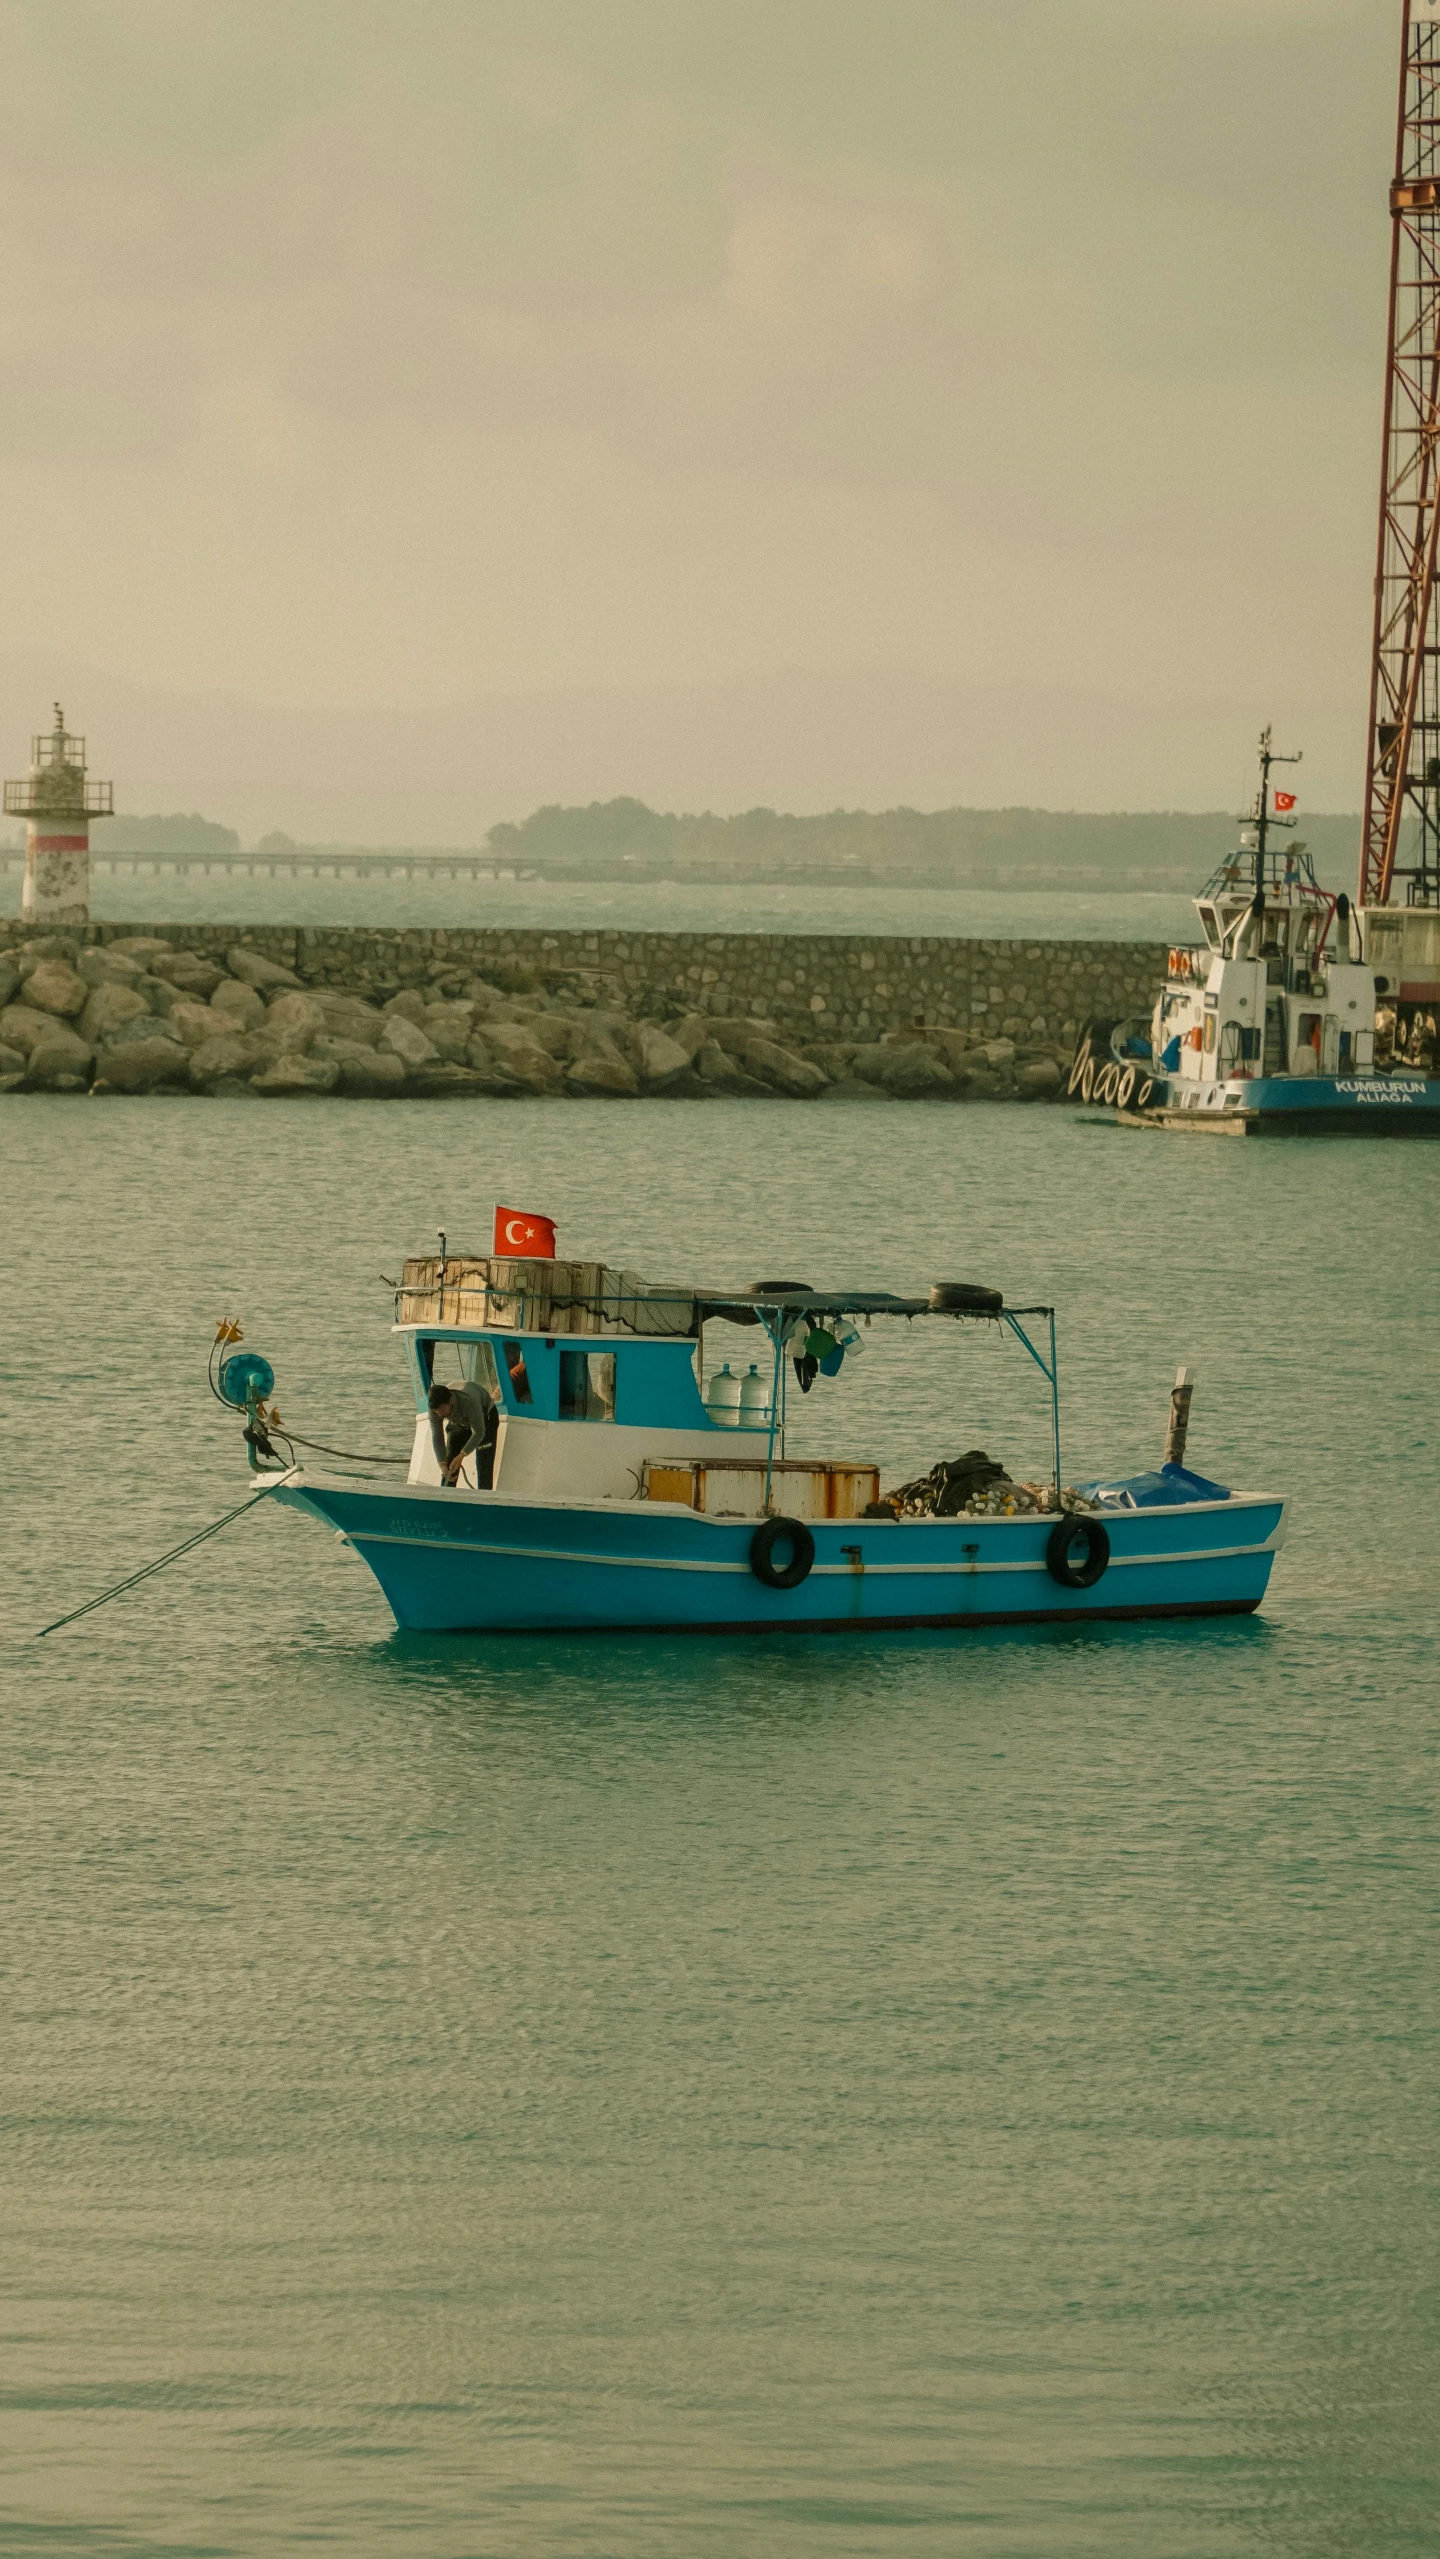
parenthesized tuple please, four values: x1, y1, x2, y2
(739, 1363, 773, 1429)
(706, 1362, 743, 1426)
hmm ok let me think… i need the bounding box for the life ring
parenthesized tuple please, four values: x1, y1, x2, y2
(1095, 1062, 1120, 1104)
(1116, 1065, 1137, 1109)
(1067, 1037, 1092, 1097)
(1045, 1513, 1110, 1589)
(1080, 1057, 1096, 1102)
(750, 1515, 815, 1589)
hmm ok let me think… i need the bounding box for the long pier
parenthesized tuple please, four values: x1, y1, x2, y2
(0, 846, 524, 884)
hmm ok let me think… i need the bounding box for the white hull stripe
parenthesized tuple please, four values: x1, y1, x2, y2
(337, 1529, 1280, 1576)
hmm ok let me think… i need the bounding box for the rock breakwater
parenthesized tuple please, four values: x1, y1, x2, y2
(0, 922, 1160, 1101)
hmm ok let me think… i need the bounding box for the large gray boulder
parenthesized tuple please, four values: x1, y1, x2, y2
(93, 1031, 187, 1091)
(0, 1040, 24, 1077)
(225, 945, 301, 992)
(24, 959, 89, 1018)
(875, 1045, 954, 1098)
(693, 1041, 770, 1096)
(419, 1001, 477, 1062)
(210, 979, 266, 1029)
(101, 1012, 185, 1054)
(250, 1053, 340, 1096)
(189, 1032, 264, 1089)
(0, 957, 17, 1012)
(1, 1002, 64, 1055)
(476, 1022, 562, 1089)
(932, 1028, 986, 1072)
(382, 988, 430, 1025)
(77, 948, 143, 990)
(316, 992, 385, 1046)
(106, 936, 175, 966)
(660, 1012, 712, 1062)
(143, 948, 223, 994)
(1016, 1057, 1061, 1097)
(519, 1012, 578, 1062)
(636, 1024, 691, 1088)
(22, 1020, 93, 1087)
(264, 990, 328, 1051)
(378, 1013, 439, 1068)
(566, 1049, 638, 1096)
(159, 999, 220, 1048)
(311, 1035, 407, 1094)
(80, 982, 151, 1044)
(698, 1015, 781, 1058)
(742, 1037, 829, 1096)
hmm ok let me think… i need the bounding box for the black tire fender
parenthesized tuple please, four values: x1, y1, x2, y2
(750, 1515, 816, 1589)
(1046, 1513, 1111, 1589)
(1080, 1057, 1096, 1102)
(1116, 1065, 1137, 1109)
(1066, 1037, 1092, 1097)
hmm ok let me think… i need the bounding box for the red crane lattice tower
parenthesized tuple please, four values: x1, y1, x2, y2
(1361, 0, 1440, 909)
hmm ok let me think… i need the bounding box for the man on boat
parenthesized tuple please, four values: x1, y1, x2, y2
(428, 1379, 497, 1489)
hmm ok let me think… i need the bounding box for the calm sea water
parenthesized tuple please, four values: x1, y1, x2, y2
(3, 1095, 1437, 2556)
(0, 868, 1193, 943)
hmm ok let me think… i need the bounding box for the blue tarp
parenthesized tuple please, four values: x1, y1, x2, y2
(1078, 1461, 1231, 1509)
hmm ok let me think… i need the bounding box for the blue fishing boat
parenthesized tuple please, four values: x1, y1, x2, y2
(1070, 732, 1440, 1136)
(220, 1241, 1287, 1636)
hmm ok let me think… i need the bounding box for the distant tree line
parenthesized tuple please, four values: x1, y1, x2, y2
(92, 813, 241, 857)
(485, 797, 1362, 884)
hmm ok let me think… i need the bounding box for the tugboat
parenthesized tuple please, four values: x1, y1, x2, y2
(1069, 731, 1440, 1135)
(218, 1231, 1287, 1635)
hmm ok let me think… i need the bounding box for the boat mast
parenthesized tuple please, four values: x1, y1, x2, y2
(1250, 726, 1300, 906)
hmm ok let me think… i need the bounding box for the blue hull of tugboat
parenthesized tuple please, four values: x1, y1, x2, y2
(273, 1478, 1286, 1635)
(1132, 1070, 1440, 1133)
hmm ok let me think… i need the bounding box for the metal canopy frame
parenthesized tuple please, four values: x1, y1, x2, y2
(723, 1296, 1063, 1513)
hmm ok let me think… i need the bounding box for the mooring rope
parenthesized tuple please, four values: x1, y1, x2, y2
(35, 1485, 281, 1640)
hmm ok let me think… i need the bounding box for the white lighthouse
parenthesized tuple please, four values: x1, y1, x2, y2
(4, 705, 113, 925)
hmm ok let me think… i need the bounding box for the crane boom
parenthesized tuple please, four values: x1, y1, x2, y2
(1361, 0, 1440, 909)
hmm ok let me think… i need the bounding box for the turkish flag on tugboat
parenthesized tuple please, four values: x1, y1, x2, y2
(493, 1206, 557, 1258)
(1274, 790, 1297, 813)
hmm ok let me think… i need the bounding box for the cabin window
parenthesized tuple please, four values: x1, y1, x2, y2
(425, 1338, 499, 1396)
(502, 1340, 534, 1406)
(558, 1349, 617, 1421)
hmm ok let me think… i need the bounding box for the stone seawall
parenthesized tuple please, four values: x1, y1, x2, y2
(0, 921, 1161, 1101)
(88, 922, 1159, 1047)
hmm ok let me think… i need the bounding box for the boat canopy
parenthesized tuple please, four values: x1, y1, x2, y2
(695, 1287, 1045, 1323)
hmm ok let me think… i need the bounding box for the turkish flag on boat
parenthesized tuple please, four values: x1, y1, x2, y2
(1274, 790, 1297, 813)
(493, 1205, 557, 1258)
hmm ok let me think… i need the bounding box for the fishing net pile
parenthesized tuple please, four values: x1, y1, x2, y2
(867, 1449, 1100, 1520)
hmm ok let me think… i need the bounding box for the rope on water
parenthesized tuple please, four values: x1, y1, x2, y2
(34, 1486, 279, 1640)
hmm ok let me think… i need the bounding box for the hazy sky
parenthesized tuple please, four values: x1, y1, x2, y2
(0, 1, 1400, 835)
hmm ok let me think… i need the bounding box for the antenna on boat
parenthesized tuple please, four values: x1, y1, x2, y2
(1252, 726, 1302, 903)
